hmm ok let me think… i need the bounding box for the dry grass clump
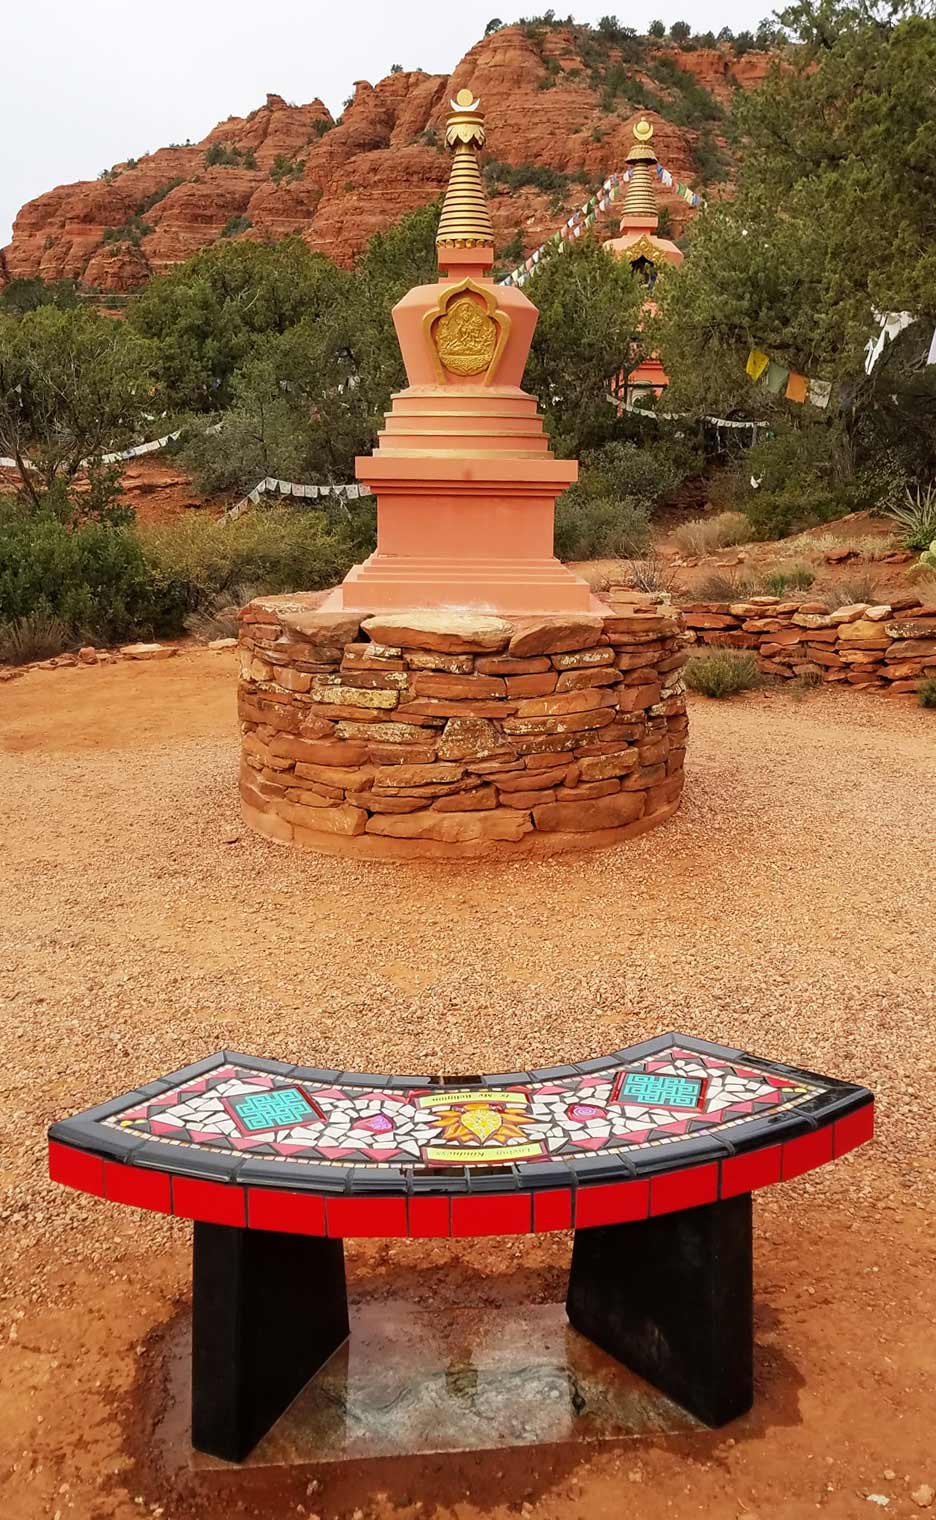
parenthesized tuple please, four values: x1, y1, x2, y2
(775, 532, 896, 562)
(673, 511, 750, 557)
(827, 573, 882, 607)
(919, 676, 936, 709)
(693, 570, 762, 601)
(0, 610, 75, 665)
(763, 564, 816, 595)
(183, 585, 257, 643)
(684, 648, 762, 698)
(624, 550, 680, 595)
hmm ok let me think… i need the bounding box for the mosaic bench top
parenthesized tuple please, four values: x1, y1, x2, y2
(48, 1033, 873, 1238)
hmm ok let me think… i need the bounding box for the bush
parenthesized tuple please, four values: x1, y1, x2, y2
(0, 505, 181, 644)
(0, 609, 76, 665)
(483, 161, 572, 197)
(919, 676, 936, 709)
(139, 504, 375, 610)
(673, 511, 749, 556)
(764, 565, 815, 594)
(554, 493, 651, 560)
(684, 649, 762, 698)
(739, 427, 858, 539)
(886, 484, 936, 551)
(581, 437, 701, 507)
(693, 570, 761, 600)
(830, 573, 881, 606)
(743, 485, 844, 540)
(0, 497, 375, 656)
(184, 586, 257, 643)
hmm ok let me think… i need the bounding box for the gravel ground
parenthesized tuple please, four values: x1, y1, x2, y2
(1, 652, 934, 1520)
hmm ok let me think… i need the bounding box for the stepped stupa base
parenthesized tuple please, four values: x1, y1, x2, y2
(237, 597, 687, 861)
(331, 556, 599, 614)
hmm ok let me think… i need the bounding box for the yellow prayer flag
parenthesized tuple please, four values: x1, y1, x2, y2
(746, 349, 770, 382)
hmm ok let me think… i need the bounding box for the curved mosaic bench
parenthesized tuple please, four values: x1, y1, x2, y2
(48, 1033, 873, 1461)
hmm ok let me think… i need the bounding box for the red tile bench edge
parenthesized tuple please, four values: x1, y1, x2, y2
(47, 1099, 874, 1239)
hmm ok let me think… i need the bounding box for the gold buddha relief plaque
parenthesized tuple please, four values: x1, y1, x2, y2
(424, 278, 511, 384)
(434, 295, 496, 376)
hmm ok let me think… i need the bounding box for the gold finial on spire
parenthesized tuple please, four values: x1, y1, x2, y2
(620, 116, 660, 222)
(436, 88, 495, 249)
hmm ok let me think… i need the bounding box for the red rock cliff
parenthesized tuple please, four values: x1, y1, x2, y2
(2, 29, 774, 293)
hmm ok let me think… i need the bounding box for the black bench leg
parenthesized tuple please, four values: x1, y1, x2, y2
(191, 1221, 349, 1461)
(566, 1192, 753, 1426)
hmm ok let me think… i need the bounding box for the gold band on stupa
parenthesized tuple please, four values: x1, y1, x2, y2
(436, 88, 495, 248)
(620, 118, 659, 219)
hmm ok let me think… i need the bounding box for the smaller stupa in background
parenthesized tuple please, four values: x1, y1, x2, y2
(604, 119, 683, 401)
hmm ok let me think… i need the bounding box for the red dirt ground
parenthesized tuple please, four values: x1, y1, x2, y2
(0, 655, 933, 1520)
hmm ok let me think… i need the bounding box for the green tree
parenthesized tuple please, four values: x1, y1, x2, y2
(656, 0, 936, 490)
(648, 18, 666, 36)
(0, 306, 155, 510)
(0, 278, 80, 315)
(670, 20, 692, 41)
(180, 202, 441, 490)
(524, 236, 645, 455)
(128, 237, 347, 411)
(485, 16, 503, 32)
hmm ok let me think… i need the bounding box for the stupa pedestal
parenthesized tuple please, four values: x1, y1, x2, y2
(238, 90, 687, 859)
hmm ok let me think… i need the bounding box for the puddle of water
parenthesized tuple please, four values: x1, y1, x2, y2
(180, 1299, 700, 1468)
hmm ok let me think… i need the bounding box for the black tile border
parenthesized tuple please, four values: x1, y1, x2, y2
(47, 1034, 874, 1197)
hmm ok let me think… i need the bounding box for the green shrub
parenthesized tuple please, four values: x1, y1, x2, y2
(886, 484, 936, 551)
(684, 649, 762, 698)
(102, 215, 154, 246)
(221, 215, 252, 238)
(0, 496, 375, 655)
(919, 538, 936, 570)
(554, 493, 651, 560)
(919, 676, 936, 709)
(740, 427, 858, 539)
(0, 609, 76, 665)
(483, 161, 572, 196)
(139, 505, 375, 609)
(673, 510, 749, 556)
(743, 485, 844, 540)
(581, 436, 701, 507)
(0, 506, 181, 643)
(764, 565, 815, 594)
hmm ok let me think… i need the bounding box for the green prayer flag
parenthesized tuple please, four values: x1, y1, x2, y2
(764, 360, 790, 394)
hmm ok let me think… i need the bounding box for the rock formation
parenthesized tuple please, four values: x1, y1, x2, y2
(2, 27, 774, 293)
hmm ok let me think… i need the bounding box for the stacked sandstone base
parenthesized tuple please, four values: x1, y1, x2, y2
(678, 591, 936, 694)
(238, 598, 687, 859)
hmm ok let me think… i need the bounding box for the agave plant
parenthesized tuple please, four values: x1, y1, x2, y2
(887, 483, 936, 551)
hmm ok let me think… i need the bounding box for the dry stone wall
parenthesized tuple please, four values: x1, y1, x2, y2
(237, 597, 688, 859)
(681, 592, 936, 694)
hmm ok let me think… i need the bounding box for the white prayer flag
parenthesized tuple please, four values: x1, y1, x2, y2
(808, 378, 832, 409)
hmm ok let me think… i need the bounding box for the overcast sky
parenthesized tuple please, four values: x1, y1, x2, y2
(1, 0, 764, 249)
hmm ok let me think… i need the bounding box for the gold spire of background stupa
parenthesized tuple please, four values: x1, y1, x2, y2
(619, 118, 659, 222)
(436, 88, 495, 248)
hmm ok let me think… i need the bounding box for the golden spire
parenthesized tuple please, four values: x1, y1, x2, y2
(436, 88, 495, 248)
(619, 118, 659, 222)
